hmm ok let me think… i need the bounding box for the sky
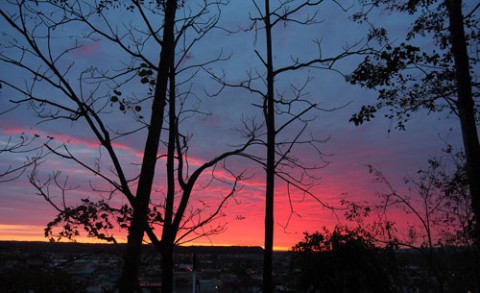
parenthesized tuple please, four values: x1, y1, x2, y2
(0, 0, 469, 250)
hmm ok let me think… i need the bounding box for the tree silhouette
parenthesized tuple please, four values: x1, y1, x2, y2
(342, 148, 477, 292)
(347, 0, 480, 242)
(291, 226, 396, 293)
(206, 1, 371, 290)
(0, 1, 251, 292)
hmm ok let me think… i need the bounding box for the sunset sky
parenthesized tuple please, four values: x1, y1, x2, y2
(0, 0, 467, 250)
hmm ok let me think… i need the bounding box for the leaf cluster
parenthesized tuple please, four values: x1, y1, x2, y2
(45, 198, 128, 243)
(44, 197, 167, 243)
(110, 88, 143, 113)
(348, 0, 479, 129)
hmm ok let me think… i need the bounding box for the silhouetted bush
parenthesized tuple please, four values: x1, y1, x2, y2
(290, 226, 397, 293)
(0, 268, 75, 293)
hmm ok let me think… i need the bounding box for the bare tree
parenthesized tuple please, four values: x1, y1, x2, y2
(207, 1, 370, 290)
(0, 1, 251, 292)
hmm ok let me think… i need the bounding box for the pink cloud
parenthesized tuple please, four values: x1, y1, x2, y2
(17, 129, 136, 153)
(75, 41, 101, 57)
(3, 127, 29, 135)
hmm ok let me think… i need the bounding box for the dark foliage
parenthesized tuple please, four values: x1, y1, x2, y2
(291, 226, 397, 293)
(348, 0, 479, 129)
(0, 268, 75, 293)
(44, 198, 166, 244)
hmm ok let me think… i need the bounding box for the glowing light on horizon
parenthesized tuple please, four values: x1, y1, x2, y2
(0, 224, 128, 244)
(0, 224, 294, 251)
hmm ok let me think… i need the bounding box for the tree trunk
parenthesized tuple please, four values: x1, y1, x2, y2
(446, 0, 480, 243)
(161, 35, 178, 293)
(119, 1, 177, 292)
(263, 0, 275, 292)
(161, 242, 175, 293)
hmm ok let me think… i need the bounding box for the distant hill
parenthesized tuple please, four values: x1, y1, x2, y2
(0, 241, 263, 255)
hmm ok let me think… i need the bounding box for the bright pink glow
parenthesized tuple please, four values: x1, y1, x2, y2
(1, 118, 459, 250)
(0, 139, 418, 250)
